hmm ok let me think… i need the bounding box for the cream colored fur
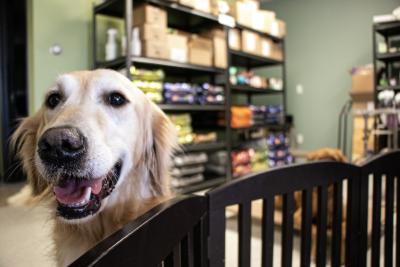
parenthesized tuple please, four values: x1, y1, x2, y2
(11, 69, 177, 266)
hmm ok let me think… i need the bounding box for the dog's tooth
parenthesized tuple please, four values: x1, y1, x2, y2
(84, 187, 92, 202)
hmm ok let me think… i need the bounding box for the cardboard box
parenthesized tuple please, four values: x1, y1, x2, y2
(270, 43, 283, 60)
(268, 19, 286, 38)
(352, 115, 374, 161)
(132, 24, 167, 42)
(230, 1, 252, 27)
(202, 28, 227, 68)
(252, 10, 276, 33)
(229, 29, 241, 50)
(260, 38, 273, 58)
(188, 36, 213, 66)
(179, 0, 211, 13)
(133, 4, 167, 27)
(167, 32, 188, 63)
(241, 30, 260, 55)
(136, 41, 168, 59)
(351, 66, 374, 95)
(350, 92, 374, 102)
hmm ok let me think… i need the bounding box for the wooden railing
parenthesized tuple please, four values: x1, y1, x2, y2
(71, 150, 400, 267)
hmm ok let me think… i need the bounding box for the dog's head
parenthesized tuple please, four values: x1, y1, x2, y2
(12, 69, 177, 222)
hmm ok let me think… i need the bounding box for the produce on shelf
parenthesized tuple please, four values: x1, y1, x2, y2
(206, 150, 227, 175)
(231, 105, 283, 128)
(229, 67, 283, 90)
(168, 113, 219, 145)
(168, 113, 195, 145)
(231, 106, 252, 128)
(131, 67, 164, 103)
(267, 133, 293, 167)
(164, 83, 225, 105)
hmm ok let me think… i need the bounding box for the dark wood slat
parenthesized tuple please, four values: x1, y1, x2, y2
(164, 252, 173, 267)
(282, 193, 294, 267)
(397, 177, 400, 267)
(300, 189, 312, 267)
(208, 209, 226, 267)
(371, 173, 382, 267)
(316, 186, 328, 267)
(193, 219, 205, 267)
(385, 175, 394, 267)
(181, 232, 194, 267)
(358, 174, 369, 267)
(238, 202, 252, 267)
(331, 182, 343, 267)
(173, 244, 182, 267)
(262, 198, 274, 267)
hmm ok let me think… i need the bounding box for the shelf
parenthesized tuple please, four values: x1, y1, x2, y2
(376, 52, 400, 62)
(96, 57, 225, 74)
(182, 142, 226, 152)
(375, 21, 400, 37)
(159, 104, 225, 111)
(229, 49, 283, 68)
(176, 176, 225, 194)
(230, 84, 284, 94)
(377, 85, 400, 91)
(235, 23, 283, 42)
(95, 0, 219, 30)
(232, 123, 288, 131)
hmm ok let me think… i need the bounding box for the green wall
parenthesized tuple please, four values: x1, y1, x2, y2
(28, 0, 97, 113)
(28, 0, 399, 151)
(261, 0, 398, 151)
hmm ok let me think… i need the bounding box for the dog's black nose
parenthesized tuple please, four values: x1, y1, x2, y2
(38, 126, 87, 164)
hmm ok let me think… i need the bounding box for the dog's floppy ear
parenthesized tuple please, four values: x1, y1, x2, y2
(11, 109, 49, 196)
(141, 102, 177, 197)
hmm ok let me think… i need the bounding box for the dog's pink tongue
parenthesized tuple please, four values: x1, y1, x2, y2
(54, 179, 103, 205)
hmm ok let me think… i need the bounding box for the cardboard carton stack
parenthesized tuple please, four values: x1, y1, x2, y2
(349, 65, 374, 161)
(201, 28, 227, 68)
(132, 4, 168, 59)
(167, 31, 189, 63)
(179, 0, 211, 13)
(226, 0, 286, 60)
(188, 35, 213, 66)
(229, 0, 286, 38)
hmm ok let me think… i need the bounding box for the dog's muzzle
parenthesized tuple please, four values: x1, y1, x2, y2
(38, 126, 87, 170)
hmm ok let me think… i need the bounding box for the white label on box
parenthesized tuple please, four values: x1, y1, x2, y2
(195, 0, 209, 12)
(219, 14, 235, 28)
(261, 41, 271, 57)
(247, 35, 256, 51)
(271, 21, 279, 36)
(170, 48, 187, 63)
(229, 31, 238, 47)
(252, 13, 264, 31)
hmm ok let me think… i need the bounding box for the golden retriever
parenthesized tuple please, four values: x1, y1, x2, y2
(11, 69, 177, 266)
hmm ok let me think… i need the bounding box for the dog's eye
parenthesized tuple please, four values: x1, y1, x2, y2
(107, 92, 127, 107)
(46, 92, 62, 109)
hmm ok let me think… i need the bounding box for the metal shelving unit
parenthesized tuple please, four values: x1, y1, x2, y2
(158, 104, 225, 111)
(93, 0, 287, 193)
(96, 56, 225, 74)
(373, 21, 400, 152)
(230, 84, 283, 94)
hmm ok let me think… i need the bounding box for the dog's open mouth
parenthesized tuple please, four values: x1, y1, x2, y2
(54, 161, 122, 220)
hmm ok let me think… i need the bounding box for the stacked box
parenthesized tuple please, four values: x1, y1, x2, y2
(132, 4, 168, 59)
(171, 152, 208, 188)
(188, 35, 213, 66)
